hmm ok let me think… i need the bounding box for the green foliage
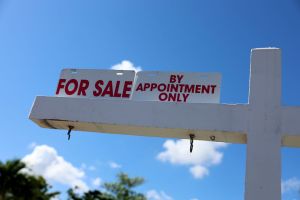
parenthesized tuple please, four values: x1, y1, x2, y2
(68, 172, 146, 200)
(0, 159, 146, 200)
(0, 159, 59, 200)
(67, 188, 112, 200)
(103, 173, 146, 200)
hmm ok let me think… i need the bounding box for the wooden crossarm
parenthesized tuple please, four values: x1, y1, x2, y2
(30, 96, 248, 143)
(281, 106, 300, 147)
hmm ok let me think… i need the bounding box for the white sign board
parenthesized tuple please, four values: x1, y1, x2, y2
(55, 69, 221, 103)
(132, 71, 221, 103)
(55, 69, 135, 99)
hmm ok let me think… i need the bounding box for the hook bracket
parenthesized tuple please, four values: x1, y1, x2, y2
(67, 126, 74, 140)
(189, 134, 195, 153)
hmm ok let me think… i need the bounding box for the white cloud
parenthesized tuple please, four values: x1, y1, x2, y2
(189, 165, 209, 179)
(22, 145, 89, 192)
(92, 177, 102, 187)
(146, 190, 173, 200)
(109, 161, 122, 169)
(111, 60, 142, 72)
(282, 177, 300, 193)
(80, 163, 96, 171)
(157, 139, 227, 179)
(28, 142, 37, 149)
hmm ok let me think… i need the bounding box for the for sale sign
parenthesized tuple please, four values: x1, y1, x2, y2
(131, 71, 221, 103)
(55, 69, 135, 99)
(55, 69, 221, 103)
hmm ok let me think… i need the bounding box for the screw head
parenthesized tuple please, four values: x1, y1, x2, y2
(210, 136, 216, 141)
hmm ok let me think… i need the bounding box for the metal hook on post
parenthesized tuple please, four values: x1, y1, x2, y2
(67, 126, 74, 141)
(189, 134, 195, 153)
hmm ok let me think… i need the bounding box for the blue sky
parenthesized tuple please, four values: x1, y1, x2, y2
(1, 0, 300, 199)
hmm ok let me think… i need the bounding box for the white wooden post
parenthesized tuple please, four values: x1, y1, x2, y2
(245, 48, 282, 200)
(29, 48, 300, 200)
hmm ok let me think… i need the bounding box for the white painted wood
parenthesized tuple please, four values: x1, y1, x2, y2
(30, 97, 248, 143)
(281, 106, 300, 135)
(281, 107, 300, 147)
(29, 48, 300, 200)
(245, 48, 282, 200)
